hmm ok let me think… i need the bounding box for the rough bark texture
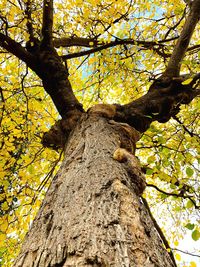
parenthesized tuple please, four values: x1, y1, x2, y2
(114, 78, 199, 132)
(14, 114, 176, 267)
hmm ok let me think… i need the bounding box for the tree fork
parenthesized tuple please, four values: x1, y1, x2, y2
(14, 114, 176, 267)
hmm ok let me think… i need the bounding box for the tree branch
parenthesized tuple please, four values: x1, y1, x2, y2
(172, 248, 200, 258)
(0, 32, 83, 120)
(61, 38, 172, 60)
(41, 0, 53, 47)
(164, 0, 200, 77)
(25, 0, 35, 40)
(53, 37, 100, 48)
(0, 32, 35, 68)
(187, 44, 200, 54)
(164, 8, 186, 40)
(147, 183, 188, 198)
(0, 86, 5, 127)
(54, 36, 178, 49)
(173, 115, 199, 138)
(95, 0, 133, 38)
(147, 184, 199, 209)
(190, 72, 200, 87)
(114, 79, 200, 133)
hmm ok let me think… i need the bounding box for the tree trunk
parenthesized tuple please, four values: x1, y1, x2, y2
(14, 114, 176, 267)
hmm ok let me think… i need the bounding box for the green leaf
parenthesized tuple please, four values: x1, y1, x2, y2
(186, 200, 194, 209)
(160, 193, 168, 200)
(145, 168, 154, 175)
(185, 223, 195, 230)
(174, 206, 181, 212)
(147, 156, 156, 164)
(182, 78, 193, 85)
(158, 136, 165, 144)
(170, 184, 176, 189)
(192, 230, 200, 241)
(186, 167, 194, 177)
(144, 115, 152, 119)
(28, 165, 34, 174)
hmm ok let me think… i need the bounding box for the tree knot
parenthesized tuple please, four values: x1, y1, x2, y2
(42, 110, 81, 149)
(113, 148, 146, 195)
(88, 104, 117, 118)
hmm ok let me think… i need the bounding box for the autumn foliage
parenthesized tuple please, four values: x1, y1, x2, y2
(0, 0, 200, 266)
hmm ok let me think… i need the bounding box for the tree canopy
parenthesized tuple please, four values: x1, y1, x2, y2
(0, 0, 199, 266)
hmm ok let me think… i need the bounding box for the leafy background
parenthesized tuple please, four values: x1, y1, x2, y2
(0, 0, 199, 266)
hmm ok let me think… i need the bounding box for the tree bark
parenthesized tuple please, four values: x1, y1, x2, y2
(14, 114, 176, 267)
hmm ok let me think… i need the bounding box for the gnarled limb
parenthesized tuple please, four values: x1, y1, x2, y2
(90, 78, 198, 133)
(114, 79, 200, 132)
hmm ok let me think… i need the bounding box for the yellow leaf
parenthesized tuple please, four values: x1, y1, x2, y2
(0, 233, 6, 243)
(0, 171, 6, 177)
(175, 253, 181, 261)
(182, 78, 193, 85)
(13, 128, 21, 137)
(174, 240, 179, 246)
(88, 57, 96, 65)
(0, 193, 6, 201)
(190, 262, 197, 267)
(0, 220, 8, 232)
(1, 202, 9, 211)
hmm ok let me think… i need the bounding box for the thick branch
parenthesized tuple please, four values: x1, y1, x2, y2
(41, 0, 53, 46)
(0, 25, 83, 123)
(0, 32, 36, 68)
(32, 48, 83, 118)
(164, 0, 200, 77)
(187, 44, 200, 53)
(22, 0, 83, 119)
(0, 32, 82, 120)
(61, 38, 171, 60)
(53, 37, 100, 48)
(113, 79, 200, 133)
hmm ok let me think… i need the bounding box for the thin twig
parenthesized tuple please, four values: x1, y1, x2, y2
(172, 248, 200, 258)
(0, 86, 5, 127)
(147, 184, 199, 209)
